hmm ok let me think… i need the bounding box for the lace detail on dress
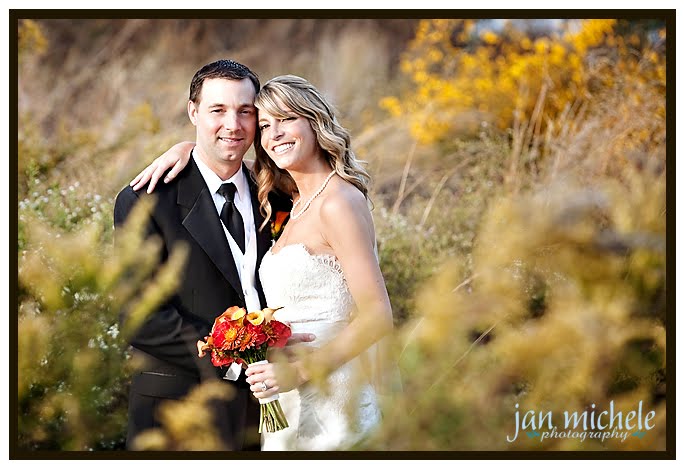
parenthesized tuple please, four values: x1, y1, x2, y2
(258, 243, 381, 451)
(314, 253, 344, 277)
(259, 244, 352, 326)
(272, 243, 344, 276)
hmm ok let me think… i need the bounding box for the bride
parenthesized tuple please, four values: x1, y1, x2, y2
(130, 75, 394, 451)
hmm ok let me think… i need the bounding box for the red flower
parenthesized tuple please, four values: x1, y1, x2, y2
(210, 349, 235, 368)
(245, 322, 268, 348)
(212, 319, 244, 351)
(262, 320, 292, 348)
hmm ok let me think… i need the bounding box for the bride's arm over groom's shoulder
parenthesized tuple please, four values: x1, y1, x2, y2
(129, 141, 258, 194)
(130, 141, 195, 193)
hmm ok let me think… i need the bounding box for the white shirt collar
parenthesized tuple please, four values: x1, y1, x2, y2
(192, 151, 248, 202)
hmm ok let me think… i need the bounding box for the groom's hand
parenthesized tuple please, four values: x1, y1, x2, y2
(279, 332, 316, 362)
(287, 333, 316, 345)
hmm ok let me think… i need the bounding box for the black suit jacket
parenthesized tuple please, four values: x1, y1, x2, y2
(113, 157, 278, 449)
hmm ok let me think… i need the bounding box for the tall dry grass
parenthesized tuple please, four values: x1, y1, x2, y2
(366, 44, 666, 449)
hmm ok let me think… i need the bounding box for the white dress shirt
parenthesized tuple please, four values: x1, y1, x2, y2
(193, 153, 262, 313)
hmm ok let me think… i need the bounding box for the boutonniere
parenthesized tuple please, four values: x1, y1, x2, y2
(270, 211, 290, 241)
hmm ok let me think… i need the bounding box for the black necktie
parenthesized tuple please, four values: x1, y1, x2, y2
(217, 183, 245, 253)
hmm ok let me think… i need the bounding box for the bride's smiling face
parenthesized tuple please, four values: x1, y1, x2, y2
(258, 106, 321, 171)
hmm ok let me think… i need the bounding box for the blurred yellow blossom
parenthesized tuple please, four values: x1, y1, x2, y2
(379, 19, 665, 144)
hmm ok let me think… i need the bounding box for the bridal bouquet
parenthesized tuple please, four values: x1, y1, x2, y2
(197, 306, 291, 433)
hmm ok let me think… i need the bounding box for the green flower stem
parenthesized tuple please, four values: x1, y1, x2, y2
(261, 400, 289, 433)
(243, 347, 289, 433)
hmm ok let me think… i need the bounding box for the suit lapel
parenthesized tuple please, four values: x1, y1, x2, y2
(178, 159, 243, 297)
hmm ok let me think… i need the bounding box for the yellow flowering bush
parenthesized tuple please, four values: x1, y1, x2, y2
(382, 19, 666, 144)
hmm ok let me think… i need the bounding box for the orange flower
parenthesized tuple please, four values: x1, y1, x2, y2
(213, 320, 244, 350)
(222, 306, 243, 317)
(247, 310, 265, 325)
(230, 308, 247, 321)
(262, 306, 284, 323)
(271, 211, 290, 240)
(211, 306, 244, 331)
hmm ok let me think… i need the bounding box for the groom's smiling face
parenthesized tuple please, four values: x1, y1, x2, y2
(188, 77, 257, 178)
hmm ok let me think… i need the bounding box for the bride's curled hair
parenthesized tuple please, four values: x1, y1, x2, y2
(253, 75, 371, 228)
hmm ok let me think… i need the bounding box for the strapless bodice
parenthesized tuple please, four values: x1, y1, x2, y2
(259, 243, 355, 347)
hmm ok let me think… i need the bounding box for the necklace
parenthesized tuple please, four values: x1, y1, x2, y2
(290, 169, 336, 220)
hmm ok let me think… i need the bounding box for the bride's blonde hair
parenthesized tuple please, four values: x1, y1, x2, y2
(253, 75, 371, 228)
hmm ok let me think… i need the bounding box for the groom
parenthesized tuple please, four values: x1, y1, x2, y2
(114, 60, 296, 451)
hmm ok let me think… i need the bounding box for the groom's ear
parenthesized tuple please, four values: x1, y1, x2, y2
(188, 100, 198, 126)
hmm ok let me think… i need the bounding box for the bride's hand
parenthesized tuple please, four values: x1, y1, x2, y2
(245, 360, 308, 399)
(130, 141, 195, 193)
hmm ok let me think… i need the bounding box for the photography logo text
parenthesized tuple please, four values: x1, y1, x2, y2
(507, 401, 656, 443)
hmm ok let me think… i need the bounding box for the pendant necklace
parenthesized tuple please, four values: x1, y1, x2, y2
(290, 169, 337, 220)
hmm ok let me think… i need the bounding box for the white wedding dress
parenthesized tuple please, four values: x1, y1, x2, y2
(258, 243, 382, 451)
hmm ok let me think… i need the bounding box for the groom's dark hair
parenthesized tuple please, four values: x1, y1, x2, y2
(189, 59, 260, 104)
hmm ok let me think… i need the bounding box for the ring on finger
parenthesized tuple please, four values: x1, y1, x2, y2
(260, 381, 268, 392)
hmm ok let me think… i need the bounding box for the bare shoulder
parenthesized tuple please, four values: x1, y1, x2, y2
(319, 178, 371, 225)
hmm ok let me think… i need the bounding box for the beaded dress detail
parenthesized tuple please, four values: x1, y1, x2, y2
(258, 243, 381, 451)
